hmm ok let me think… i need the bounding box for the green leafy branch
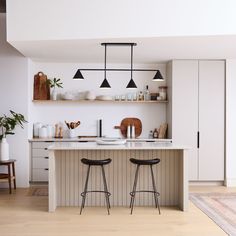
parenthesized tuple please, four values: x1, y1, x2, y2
(47, 78, 63, 88)
(0, 110, 27, 140)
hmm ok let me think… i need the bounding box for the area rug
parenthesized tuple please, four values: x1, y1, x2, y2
(28, 187, 48, 196)
(190, 192, 236, 236)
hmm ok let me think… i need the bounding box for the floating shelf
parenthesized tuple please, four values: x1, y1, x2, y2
(32, 99, 168, 103)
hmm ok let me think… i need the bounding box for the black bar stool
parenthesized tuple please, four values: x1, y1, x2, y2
(129, 158, 161, 214)
(80, 158, 112, 215)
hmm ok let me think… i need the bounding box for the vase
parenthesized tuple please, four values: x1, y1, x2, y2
(68, 129, 76, 138)
(52, 88, 57, 100)
(0, 138, 9, 161)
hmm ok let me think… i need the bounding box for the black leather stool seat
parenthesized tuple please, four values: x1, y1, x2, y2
(81, 158, 112, 166)
(130, 158, 160, 165)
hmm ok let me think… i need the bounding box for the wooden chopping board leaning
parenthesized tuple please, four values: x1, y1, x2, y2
(33, 71, 50, 100)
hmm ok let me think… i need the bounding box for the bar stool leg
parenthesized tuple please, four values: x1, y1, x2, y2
(150, 165, 161, 214)
(12, 162, 16, 190)
(80, 165, 91, 215)
(130, 165, 140, 214)
(101, 165, 110, 215)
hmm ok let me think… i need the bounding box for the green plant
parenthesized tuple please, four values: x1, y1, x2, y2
(47, 78, 63, 88)
(0, 110, 27, 140)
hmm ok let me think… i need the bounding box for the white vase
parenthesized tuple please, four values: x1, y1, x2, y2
(52, 88, 57, 100)
(0, 138, 9, 161)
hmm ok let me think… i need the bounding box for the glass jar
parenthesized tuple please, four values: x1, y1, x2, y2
(158, 86, 167, 100)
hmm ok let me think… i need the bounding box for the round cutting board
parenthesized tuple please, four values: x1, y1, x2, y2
(114, 117, 142, 138)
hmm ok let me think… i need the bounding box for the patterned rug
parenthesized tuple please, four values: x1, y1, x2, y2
(190, 193, 236, 236)
(28, 187, 48, 196)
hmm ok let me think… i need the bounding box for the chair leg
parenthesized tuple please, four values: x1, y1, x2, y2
(101, 165, 110, 215)
(12, 162, 16, 190)
(150, 165, 161, 214)
(130, 165, 140, 214)
(80, 165, 90, 215)
(8, 164, 12, 194)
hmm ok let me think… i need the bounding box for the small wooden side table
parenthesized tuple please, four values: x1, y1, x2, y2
(0, 159, 16, 194)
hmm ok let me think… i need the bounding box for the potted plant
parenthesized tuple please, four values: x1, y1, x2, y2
(0, 110, 27, 161)
(47, 78, 63, 100)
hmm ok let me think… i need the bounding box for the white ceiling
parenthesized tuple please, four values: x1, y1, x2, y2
(9, 35, 236, 63)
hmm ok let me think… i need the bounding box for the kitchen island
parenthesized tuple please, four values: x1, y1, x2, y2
(48, 142, 189, 212)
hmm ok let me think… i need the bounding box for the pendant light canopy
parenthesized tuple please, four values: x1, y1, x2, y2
(73, 43, 164, 87)
(100, 44, 111, 88)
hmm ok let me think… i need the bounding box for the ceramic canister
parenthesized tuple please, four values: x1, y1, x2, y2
(33, 122, 42, 137)
(39, 126, 48, 138)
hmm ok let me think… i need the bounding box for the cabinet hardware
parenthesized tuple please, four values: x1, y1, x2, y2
(44, 148, 48, 150)
(45, 141, 54, 143)
(44, 157, 49, 159)
(44, 168, 49, 171)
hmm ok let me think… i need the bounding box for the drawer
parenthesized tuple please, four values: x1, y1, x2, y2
(32, 168, 49, 182)
(32, 142, 54, 149)
(32, 157, 48, 168)
(32, 149, 49, 157)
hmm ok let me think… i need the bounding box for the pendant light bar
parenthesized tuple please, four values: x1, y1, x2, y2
(73, 42, 164, 84)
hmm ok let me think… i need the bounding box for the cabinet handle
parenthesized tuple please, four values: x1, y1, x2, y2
(197, 131, 200, 148)
(44, 148, 48, 150)
(44, 157, 49, 159)
(44, 168, 49, 171)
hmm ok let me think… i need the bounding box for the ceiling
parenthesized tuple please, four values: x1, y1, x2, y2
(9, 35, 236, 64)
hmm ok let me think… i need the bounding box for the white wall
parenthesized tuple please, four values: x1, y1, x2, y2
(29, 62, 167, 138)
(225, 60, 236, 186)
(0, 14, 29, 187)
(7, 0, 236, 41)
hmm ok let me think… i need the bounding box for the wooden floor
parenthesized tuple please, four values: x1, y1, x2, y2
(0, 186, 235, 236)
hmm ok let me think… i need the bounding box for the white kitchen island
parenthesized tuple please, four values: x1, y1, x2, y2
(48, 142, 189, 212)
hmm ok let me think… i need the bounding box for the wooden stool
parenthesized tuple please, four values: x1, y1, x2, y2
(0, 159, 16, 194)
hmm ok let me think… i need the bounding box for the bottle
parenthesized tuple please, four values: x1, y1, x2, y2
(131, 124, 135, 138)
(153, 128, 158, 139)
(127, 125, 131, 138)
(149, 130, 153, 139)
(138, 91, 144, 101)
(144, 85, 150, 101)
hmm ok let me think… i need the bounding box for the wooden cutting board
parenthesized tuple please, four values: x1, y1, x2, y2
(33, 71, 50, 100)
(114, 117, 142, 138)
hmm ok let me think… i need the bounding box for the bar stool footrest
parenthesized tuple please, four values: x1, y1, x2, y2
(130, 190, 160, 196)
(81, 190, 111, 197)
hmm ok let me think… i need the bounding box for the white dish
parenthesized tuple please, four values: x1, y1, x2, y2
(96, 95, 113, 101)
(96, 139, 126, 145)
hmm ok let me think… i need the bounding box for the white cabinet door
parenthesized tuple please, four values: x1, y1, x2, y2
(198, 61, 225, 180)
(172, 60, 199, 180)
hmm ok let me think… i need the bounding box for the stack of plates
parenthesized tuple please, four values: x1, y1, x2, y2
(96, 95, 113, 101)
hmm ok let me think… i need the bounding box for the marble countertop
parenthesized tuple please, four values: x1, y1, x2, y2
(47, 141, 188, 150)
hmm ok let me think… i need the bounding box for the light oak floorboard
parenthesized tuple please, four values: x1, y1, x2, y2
(0, 186, 235, 236)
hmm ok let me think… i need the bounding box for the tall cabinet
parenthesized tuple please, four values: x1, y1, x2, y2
(168, 60, 225, 181)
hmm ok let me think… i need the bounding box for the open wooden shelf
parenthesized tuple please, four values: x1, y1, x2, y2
(32, 99, 168, 103)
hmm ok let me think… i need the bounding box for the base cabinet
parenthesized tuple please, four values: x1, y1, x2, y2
(170, 60, 225, 181)
(31, 142, 53, 182)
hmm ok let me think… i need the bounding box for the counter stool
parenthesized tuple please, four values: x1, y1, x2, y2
(129, 158, 161, 214)
(80, 158, 112, 215)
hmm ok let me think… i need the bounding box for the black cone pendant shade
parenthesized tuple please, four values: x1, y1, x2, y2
(100, 44, 111, 89)
(100, 78, 111, 88)
(126, 78, 137, 89)
(73, 69, 84, 79)
(152, 70, 164, 81)
(126, 44, 137, 89)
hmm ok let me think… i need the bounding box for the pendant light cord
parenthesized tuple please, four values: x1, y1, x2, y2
(131, 45, 133, 79)
(104, 44, 107, 79)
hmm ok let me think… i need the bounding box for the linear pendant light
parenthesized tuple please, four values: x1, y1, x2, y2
(73, 43, 164, 86)
(100, 44, 111, 88)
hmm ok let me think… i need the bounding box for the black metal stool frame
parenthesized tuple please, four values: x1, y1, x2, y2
(80, 159, 111, 215)
(129, 159, 161, 215)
